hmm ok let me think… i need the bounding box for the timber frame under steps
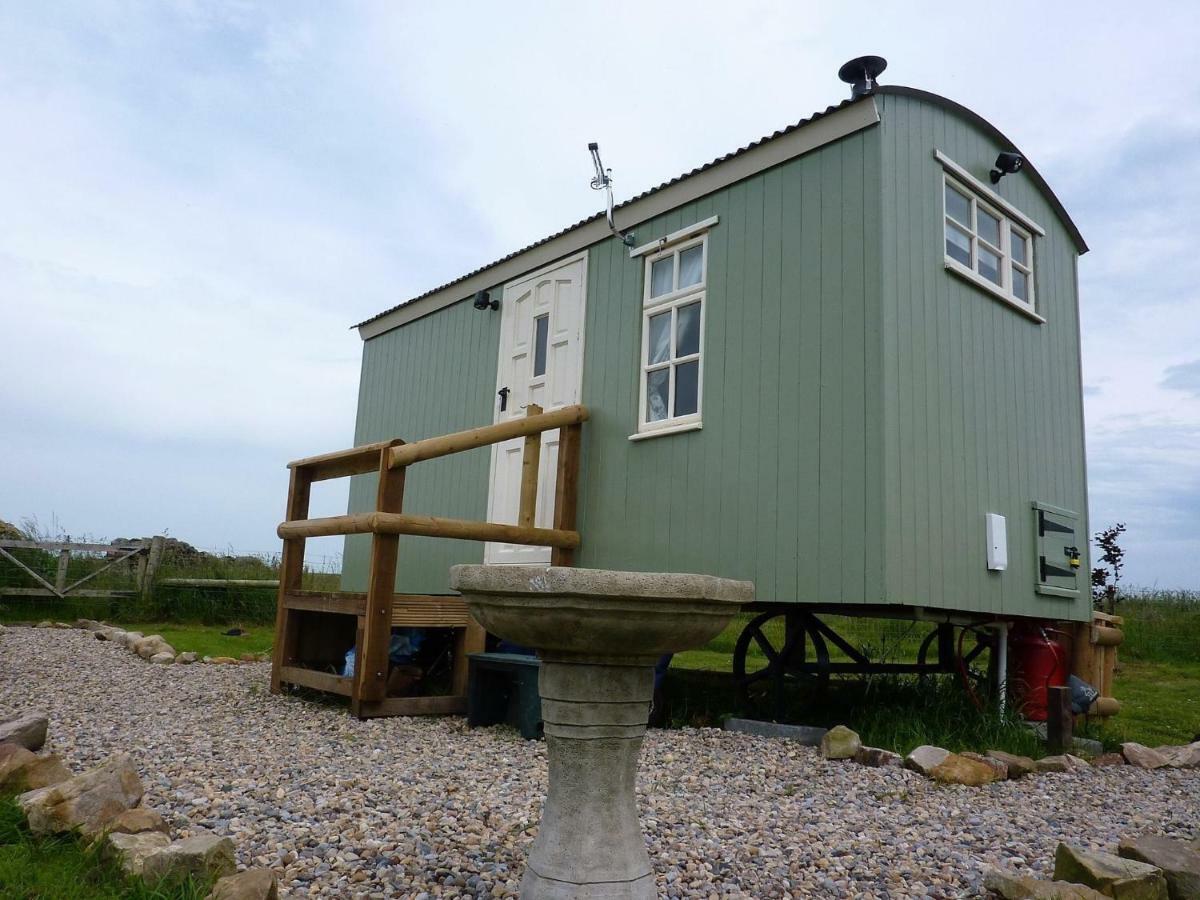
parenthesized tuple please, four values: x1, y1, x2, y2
(269, 404, 587, 718)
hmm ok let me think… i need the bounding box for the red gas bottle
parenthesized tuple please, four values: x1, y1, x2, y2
(1008, 622, 1069, 721)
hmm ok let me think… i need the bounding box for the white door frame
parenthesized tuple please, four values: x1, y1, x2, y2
(484, 251, 588, 564)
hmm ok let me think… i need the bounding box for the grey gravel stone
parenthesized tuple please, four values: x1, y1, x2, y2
(3, 628, 1199, 898)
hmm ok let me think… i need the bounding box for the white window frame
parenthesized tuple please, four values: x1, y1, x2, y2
(935, 150, 1045, 324)
(631, 233, 707, 440)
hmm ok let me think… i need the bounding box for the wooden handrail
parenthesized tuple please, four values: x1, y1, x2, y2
(277, 511, 580, 549)
(388, 404, 589, 469)
(287, 438, 405, 482)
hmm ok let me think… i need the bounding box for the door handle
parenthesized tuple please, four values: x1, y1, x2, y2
(497, 386, 510, 411)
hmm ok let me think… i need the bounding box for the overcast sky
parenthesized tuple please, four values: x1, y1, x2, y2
(2, 1, 1198, 587)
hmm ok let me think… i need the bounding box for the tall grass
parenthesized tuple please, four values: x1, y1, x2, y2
(1115, 588, 1200, 663)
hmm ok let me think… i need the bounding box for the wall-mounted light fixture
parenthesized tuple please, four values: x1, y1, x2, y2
(989, 152, 1023, 184)
(473, 290, 498, 311)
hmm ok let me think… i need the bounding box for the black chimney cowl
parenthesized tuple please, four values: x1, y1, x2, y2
(838, 55, 888, 100)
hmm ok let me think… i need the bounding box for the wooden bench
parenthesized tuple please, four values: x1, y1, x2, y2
(467, 652, 542, 740)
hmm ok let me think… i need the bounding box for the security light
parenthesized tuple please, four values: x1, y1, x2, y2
(473, 290, 498, 311)
(989, 152, 1023, 184)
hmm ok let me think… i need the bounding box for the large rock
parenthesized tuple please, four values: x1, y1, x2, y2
(18, 753, 144, 837)
(135, 635, 176, 660)
(905, 745, 951, 775)
(0, 747, 71, 792)
(104, 830, 172, 877)
(1119, 834, 1200, 899)
(1155, 744, 1200, 769)
(1054, 842, 1169, 900)
(176, 652, 199, 665)
(986, 750, 1037, 778)
(208, 868, 279, 900)
(107, 807, 171, 837)
(854, 746, 903, 768)
(74, 618, 108, 633)
(963, 751, 1009, 780)
(118, 631, 144, 649)
(820, 725, 862, 760)
(984, 867, 1109, 899)
(95, 628, 127, 643)
(150, 651, 176, 665)
(928, 752, 1004, 786)
(0, 711, 49, 750)
(1092, 752, 1127, 768)
(141, 832, 237, 885)
(1123, 743, 1172, 769)
(1036, 754, 1091, 774)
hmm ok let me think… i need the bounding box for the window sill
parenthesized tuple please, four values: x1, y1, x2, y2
(944, 259, 1046, 324)
(628, 420, 703, 442)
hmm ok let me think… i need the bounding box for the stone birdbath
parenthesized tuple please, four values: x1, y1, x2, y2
(449, 565, 752, 900)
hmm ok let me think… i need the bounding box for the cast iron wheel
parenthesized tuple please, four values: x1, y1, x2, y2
(915, 625, 993, 693)
(733, 611, 831, 720)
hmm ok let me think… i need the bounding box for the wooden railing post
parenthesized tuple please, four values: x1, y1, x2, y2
(54, 550, 70, 593)
(141, 536, 165, 603)
(550, 421, 583, 567)
(353, 449, 406, 715)
(271, 472, 312, 694)
(518, 404, 543, 528)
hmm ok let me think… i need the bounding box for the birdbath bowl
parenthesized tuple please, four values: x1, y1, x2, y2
(449, 565, 752, 900)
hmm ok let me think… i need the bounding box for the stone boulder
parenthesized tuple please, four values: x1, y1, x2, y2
(208, 868, 280, 900)
(74, 618, 108, 633)
(107, 807, 171, 837)
(1091, 752, 1127, 768)
(1054, 842, 1169, 900)
(1155, 744, 1200, 769)
(104, 830, 172, 877)
(176, 652, 199, 664)
(0, 711, 49, 750)
(962, 752, 1008, 781)
(984, 867, 1109, 899)
(1036, 754, 1091, 774)
(1123, 742, 1171, 769)
(986, 750, 1037, 778)
(904, 745, 951, 775)
(150, 651, 176, 665)
(0, 747, 71, 792)
(95, 628, 127, 642)
(820, 725, 862, 760)
(119, 631, 144, 649)
(135, 635, 177, 660)
(18, 752, 144, 837)
(1119, 834, 1200, 899)
(854, 746, 903, 768)
(210, 657, 239, 665)
(927, 752, 1003, 786)
(141, 832, 237, 885)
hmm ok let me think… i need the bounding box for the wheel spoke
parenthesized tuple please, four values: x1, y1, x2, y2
(752, 629, 779, 665)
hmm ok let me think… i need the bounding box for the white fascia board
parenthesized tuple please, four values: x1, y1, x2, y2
(358, 99, 881, 341)
(628, 215, 719, 258)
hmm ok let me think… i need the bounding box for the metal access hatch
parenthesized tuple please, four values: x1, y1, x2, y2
(1033, 501, 1082, 598)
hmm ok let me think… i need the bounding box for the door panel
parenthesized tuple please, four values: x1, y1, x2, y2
(485, 255, 586, 564)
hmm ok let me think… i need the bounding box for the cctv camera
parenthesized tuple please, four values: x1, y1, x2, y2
(990, 152, 1023, 184)
(473, 290, 498, 311)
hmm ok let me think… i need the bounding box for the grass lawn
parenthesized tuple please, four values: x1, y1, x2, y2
(1109, 659, 1200, 746)
(0, 797, 211, 899)
(117, 623, 274, 659)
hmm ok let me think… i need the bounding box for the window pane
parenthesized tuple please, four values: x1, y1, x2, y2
(674, 360, 699, 417)
(978, 207, 1001, 248)
(945, 222, 971, 266)
(1012, 269, 1028, 302)
(532, 314, 549, 377)
(646, 368, 669, 422)
(678, 244, 704, 288)
(978, 245, 1002, 285)
(945, 184, 971, 226)
(676, 301, 701, 357)
(648, 312, 671, 365)
(650, 257, 674, 298)
(1011, 229, 1027, 266)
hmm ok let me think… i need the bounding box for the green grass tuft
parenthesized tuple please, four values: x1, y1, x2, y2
(0, 796, 212, 899)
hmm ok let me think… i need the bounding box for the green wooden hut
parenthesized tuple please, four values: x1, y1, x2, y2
(323, 61, 1092, 708)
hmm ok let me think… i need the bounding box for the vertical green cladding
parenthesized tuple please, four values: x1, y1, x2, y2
(575, 129, 886, 606)
(876, 92, 1090, 621)
(341, 295, 499, 593)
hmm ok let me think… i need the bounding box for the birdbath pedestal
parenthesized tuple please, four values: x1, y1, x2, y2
(449, 565, 752, 900)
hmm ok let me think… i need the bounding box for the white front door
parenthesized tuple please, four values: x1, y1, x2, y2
(485, 253, 587, 564)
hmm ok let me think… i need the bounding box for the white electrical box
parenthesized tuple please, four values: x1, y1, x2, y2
(985, 513, 1008, 571)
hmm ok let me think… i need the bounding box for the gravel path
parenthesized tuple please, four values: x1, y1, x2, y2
(2, 627, 1197, 898)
